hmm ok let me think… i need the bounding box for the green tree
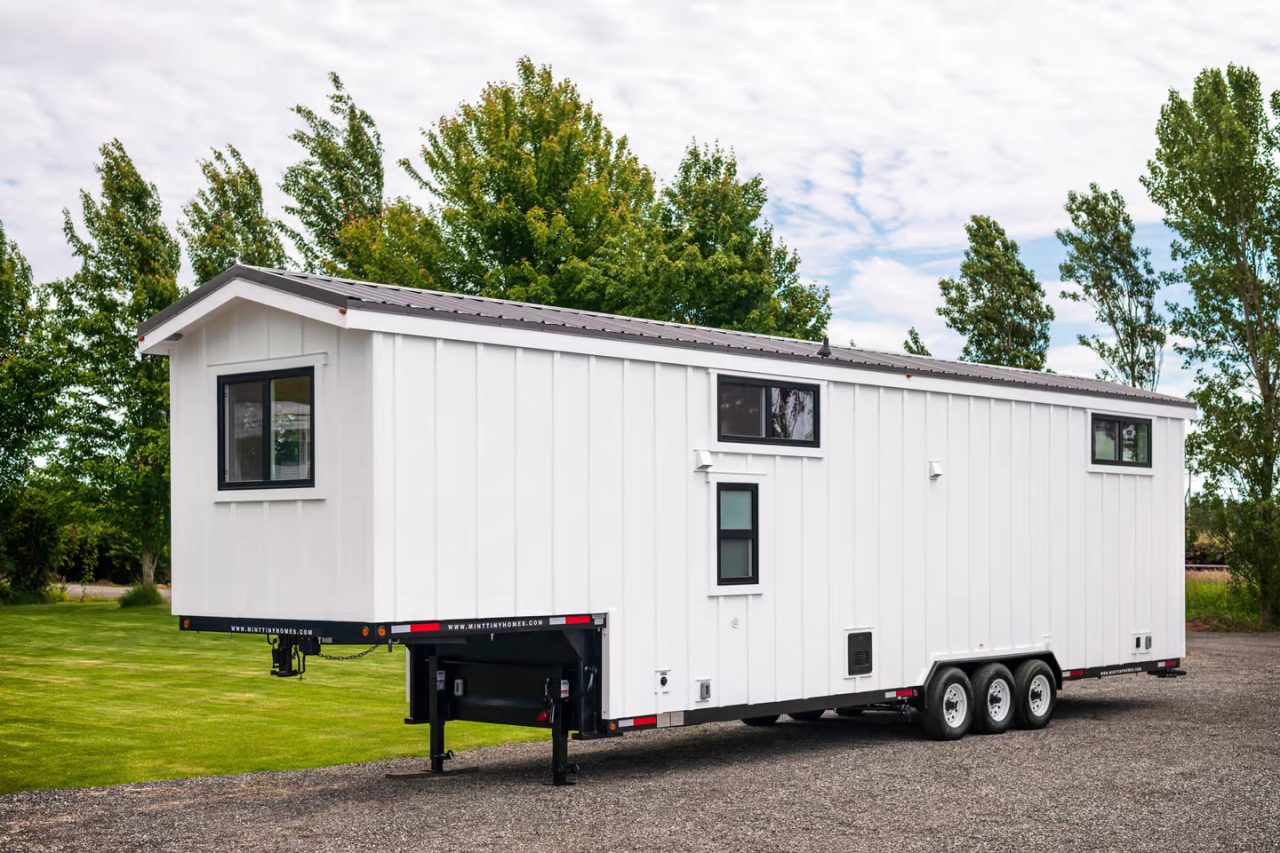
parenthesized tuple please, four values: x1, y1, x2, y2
(331, 198, 446, 288)
(280, 72, 384, 274)
(1143, 64, 1280, 624)
(903, 326, 931, 356)
(180, 145, 287, 282)
(937, 215, 1054, 369)
(0, 220, 56, 494)
(643, 142, 830, 340)
(49, 139, 181, 586)
(1057, 184, 1167, 389)
(404, 57, 654, 310)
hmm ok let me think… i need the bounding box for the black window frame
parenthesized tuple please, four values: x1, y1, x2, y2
(217, 366, 316, 490)
(717, 374, 821, 448)
(716, 482, 759, 586)
(1090, 413, 1152, 469)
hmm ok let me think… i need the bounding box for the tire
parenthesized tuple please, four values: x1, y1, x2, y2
(741, 715, 780, 727)
(971, 663, 1016, 734)
(1013, 659, 1057, 729)
(835, 707, 865, 717)
(788, 709, 825, 722)
(921, 666, 974, 740)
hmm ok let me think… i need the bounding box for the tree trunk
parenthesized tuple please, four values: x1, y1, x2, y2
(141, 551, 157, 587)
(1262, 584, 1277, 627)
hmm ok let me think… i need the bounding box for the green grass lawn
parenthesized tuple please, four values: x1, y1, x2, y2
(0, 602, 542, 795)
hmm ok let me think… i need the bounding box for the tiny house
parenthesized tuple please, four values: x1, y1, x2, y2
(141, 265, 1192, 784)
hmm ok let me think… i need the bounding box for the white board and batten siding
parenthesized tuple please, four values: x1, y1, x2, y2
(160, 282, 1189, 722)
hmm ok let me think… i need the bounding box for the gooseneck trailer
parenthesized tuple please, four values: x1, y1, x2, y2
(142, 265, 1192, 785)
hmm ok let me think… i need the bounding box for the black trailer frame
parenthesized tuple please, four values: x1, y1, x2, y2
(179, 613, 1183, 785)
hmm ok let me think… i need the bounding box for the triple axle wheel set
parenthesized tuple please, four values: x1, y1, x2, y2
(741, 658, 1058, 739)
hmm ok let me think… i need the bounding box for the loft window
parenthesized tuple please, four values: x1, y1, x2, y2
(1091, 414, 1151, 468)
(218, 367, 315, 489)
(717, 483, 759, 585)
(717, 376, 819, 446)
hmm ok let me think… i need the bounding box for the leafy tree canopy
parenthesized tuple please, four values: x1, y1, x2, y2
(281, 73, 384, 274)
(903, 326, 931, 356)
(404, 57, 654, 310)
(643, 142, 830, 340)
(1143, 64, 1280, 623)
(937, 215, 1054, 369)
(181, 145, 287, 282)
(1057, 184, 1166, 389)
(332, 198, 446, 289)
(0, 221, 56, 494)
(49, 139, 181, 585)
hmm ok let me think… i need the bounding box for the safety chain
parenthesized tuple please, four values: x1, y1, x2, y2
(315, 643, 382, 662)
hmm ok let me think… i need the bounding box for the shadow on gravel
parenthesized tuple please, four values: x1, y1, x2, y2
(1053, 695, 1159, 720)
(371, 696, 1162, 788)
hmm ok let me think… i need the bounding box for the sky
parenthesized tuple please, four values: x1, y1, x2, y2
(4, 1, 1280, 398)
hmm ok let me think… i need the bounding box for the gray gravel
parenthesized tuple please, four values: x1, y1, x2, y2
(2, 633, 1278, 853)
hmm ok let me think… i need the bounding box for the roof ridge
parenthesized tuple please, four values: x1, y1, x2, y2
(151, 265, 1194, 410)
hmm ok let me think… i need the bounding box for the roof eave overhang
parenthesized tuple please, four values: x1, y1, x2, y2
(136, 269, 350, 356)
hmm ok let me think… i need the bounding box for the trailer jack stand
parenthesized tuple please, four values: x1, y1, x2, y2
(551, 728, 578, 786)
(549, 696, 578, 786)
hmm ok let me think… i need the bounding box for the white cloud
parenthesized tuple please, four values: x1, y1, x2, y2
(828, 256, 963, 355)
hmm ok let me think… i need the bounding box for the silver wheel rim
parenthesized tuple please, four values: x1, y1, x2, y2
(987, 678, 1011, 723)
(942, 682, 968, 728)
(1028, 673, 1052, 717)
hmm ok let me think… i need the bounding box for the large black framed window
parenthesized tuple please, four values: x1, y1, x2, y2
(218, 367, 315, 489)
(717, 375, 819, 447)
(1091, 413, 1152, 468)
(717, 483, 759, 586)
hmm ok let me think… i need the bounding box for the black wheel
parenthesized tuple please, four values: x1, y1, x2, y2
(788, 709, 825, 722)
(1013, 659, 1056, 729)
(835, 707, 865, 717)
(741, 715, 779, 727)
(971, 663, 1016, 734)
(921, 666, 974, 740)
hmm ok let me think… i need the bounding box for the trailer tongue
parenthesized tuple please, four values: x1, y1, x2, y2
(182, 612, 606, 786)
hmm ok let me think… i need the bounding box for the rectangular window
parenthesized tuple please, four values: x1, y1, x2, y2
(717, 376, 819, 447)
(717, 483, 759, 586)
(218, 367, 315, 489)
(1091, 414, 1151, 468)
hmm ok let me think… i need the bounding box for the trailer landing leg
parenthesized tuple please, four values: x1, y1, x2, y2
(387, 653, 477, 780)
(551, 712, 577, 786)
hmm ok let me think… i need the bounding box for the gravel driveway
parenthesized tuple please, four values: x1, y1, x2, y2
(2, 633, 1277, 853)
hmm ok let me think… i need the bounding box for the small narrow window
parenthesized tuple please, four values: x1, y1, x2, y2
(718, 376, 818, 446)
(218, 367, 315, 489)
(717, 483, 759, 585)
(1091, 414, 1151, 468)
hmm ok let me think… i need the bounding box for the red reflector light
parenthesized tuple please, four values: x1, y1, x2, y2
(410, 622, 440, 633)
(894, 689, 914, 698)
(1064, 669, 1084, 678)
(536, 710, 549, 723)
(565, 615, 592, 625)
(632, 715, 657, 727)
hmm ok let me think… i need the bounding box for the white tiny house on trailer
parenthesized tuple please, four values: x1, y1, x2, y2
(142, 265, 1192, 783)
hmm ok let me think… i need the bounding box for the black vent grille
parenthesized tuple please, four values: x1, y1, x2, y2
(847, 631, 873, 677)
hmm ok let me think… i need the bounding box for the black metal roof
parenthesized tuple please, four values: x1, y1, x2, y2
(140, 264, 1196, 410)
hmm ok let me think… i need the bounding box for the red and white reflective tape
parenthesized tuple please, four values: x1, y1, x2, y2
(884, 688, 916, 699)
(1063, 669, 1084, 678)
(548, 615, 593, 626)
(390, 622, 440, 635)
(617, 715, 658, 729)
